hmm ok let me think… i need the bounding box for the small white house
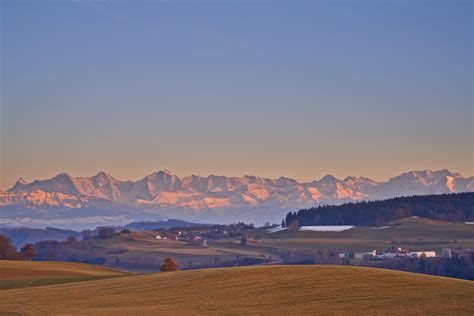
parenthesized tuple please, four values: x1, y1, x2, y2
(339, 253, 346, 259)
(155, 235, 162, 240)
(408, 251, 436, 258)
(355, 250, 377, 259)
(442, 248, 453, 258)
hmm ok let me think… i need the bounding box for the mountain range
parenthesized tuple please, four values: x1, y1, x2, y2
(1, 169, 473, 228)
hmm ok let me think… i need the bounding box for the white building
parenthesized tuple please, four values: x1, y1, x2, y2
(408, 251, 436, 258)
(442, 248, 453, 258)
(355, 250, 376, 259)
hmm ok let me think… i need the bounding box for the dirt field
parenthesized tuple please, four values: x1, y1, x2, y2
(1, 264, 473, 315)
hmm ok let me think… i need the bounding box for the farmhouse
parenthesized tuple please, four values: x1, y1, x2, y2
(442, 248, 453, 258)
(408, 251, 436, 258)
(354, 250, 376, 259)
(377, 247, 410, 259)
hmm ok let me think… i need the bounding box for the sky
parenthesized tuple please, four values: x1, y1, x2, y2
(1, 0, 472, 189)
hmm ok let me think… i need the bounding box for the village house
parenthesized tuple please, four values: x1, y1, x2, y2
(354, 250, 377, 259)
(408, 251, 436, 258)
(168, 234, 178, 241)
(442, 248, 453, 258)
(340, 247, 439, 261)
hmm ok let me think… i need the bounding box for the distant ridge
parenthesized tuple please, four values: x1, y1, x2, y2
(1, 169, 473, 226)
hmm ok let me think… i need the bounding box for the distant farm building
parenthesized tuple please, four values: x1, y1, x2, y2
(442, 248, 453, 258)
(354, 250, 376, 259)
(408, 251, 436, 258)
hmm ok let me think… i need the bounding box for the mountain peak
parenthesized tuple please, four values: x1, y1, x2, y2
(94, 171, 110, 178)
(319, 175, 340, 184)
(275, 176, 298, 186)
(54, 172, 73, 180)
(92, 171, 116, 183)
(16, 177, 28, 185)
(149, 169, 177, 178)
(8, 177, 28, 192)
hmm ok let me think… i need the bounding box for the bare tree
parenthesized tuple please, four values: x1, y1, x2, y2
(20, 243, 37, 260)
(160, 257, 179, 272)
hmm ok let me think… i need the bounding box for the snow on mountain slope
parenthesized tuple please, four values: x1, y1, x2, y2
(9, 173, 81, 195)
(0, 190, 88, 208)
(377, 169, 468, 198)
(2, 169, 473, 225)
(74, 172, 122, 201)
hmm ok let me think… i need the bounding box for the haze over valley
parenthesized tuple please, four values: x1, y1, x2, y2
(1, 169, 472, 228)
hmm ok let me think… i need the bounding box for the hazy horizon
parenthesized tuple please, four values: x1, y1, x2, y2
(1, 1, 473, 189)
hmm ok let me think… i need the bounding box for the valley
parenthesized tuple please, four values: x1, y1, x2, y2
(23, 217, 474, 279)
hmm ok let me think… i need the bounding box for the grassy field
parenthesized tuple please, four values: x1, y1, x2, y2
(212, 217, 474, 254)
(0, 264, 473, 315)
(0, 260, 131, 290)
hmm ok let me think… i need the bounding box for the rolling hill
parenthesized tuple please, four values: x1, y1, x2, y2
(32, 231, 255, 272)
(0, 260, 131, 290)
(214, 217, 474, 253)
(0, 264, 473, 314)
(0, 227, 80, 247)
(25, 217, 474, 273)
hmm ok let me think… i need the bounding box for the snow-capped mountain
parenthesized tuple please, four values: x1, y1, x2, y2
(1, 169, 473, 227)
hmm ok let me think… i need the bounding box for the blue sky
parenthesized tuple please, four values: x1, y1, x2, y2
(1, 0, 472, 188)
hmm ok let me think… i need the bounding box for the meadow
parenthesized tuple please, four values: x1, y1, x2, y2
(0, 260, 130, 291)
(0, 264, 473, 315)
(213, 217, 474, 254)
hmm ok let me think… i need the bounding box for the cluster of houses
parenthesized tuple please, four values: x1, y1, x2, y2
(339, 247, 439, 260)
(152, 223, 254, 245)
(154, 230, 207, 244)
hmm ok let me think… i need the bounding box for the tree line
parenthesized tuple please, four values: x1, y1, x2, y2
(285, 192, 474, 226)
(0, 235, 37, 260)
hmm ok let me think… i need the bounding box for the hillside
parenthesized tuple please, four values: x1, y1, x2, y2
(0, 227, 80, 247)
(1, 169, 472, 225)
(286, 192, 474, 226)
(26, 217, 474, 274)
(124, 219, 199, 231)
(0, 260, 131, 290)
(32, 231, 262, 272)
(253, 216, 474, 252)
(0, 265, 473, 314)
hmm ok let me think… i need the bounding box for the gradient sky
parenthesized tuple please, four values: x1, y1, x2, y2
(1, 0, 473, 189)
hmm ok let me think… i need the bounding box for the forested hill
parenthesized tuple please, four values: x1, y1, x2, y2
(285, 192, 474, 226)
